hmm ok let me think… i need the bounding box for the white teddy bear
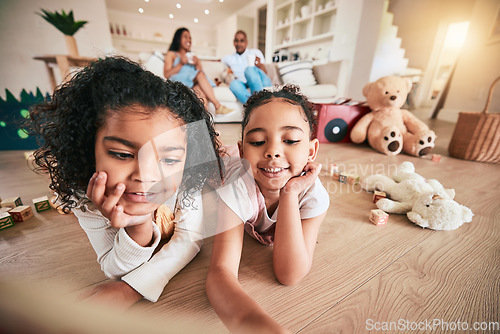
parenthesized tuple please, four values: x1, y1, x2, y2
(408, 193, 473, 230)
(362, 162, 473, 230)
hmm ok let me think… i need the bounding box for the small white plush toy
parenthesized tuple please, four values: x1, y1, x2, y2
(362, 162, 473, 230)
(407, 193, 473, 230)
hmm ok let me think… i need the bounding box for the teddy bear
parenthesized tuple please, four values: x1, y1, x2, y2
(362, 162, 473, 230)
(407, 193, 473, 230)
(350, 76, 436, 156)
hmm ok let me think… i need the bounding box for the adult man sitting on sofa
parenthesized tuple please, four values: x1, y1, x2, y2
(222, 30, 272, 104)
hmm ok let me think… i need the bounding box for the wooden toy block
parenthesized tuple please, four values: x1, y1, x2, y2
(373, 191, 387, 203)
(24, 151, 35, 161)
(0, 207, 12, 214)
(49, 196, 59, 210)
(33, 196, 51, 212)
(370, 209, 389, 226)
(328, 163, 339, 176)
(1, 197, 22, 208)
(339, 174, 348, 183)
(0, 212, 14, 230)
(347, 175, 360, 185)
(332, 171, 340, 181)
(48, 196, 70, 215)
(9, 205, 34, 222)
(431, 154, 442, 162)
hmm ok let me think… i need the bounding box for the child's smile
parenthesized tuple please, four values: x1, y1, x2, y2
(239, 100, 318, 194)
(94, 108, 187, 216)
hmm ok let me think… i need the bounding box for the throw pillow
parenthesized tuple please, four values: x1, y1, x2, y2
(277, 60, 317, 87)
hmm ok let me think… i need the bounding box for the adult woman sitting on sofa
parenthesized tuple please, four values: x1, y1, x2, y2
(164, 27, 232, 114)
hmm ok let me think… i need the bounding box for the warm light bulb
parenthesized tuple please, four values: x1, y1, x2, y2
(169, 13, 174, 19)
(145, 0, 149, 2)
(205, 9, 209, 14)
(176, 3, 181, 8)
(138, 7, 144, 13)
(219, 0, 224, 2)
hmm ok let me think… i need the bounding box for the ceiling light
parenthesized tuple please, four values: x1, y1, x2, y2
(194, 18, 199, 23)
(176, 3, 181, 8)
(219, 0, 224, 2)
(169, 14, 174, 19)
(205, 9, 209, 14)
(138, 7, 144, 13)
(144, 0, 149, 2)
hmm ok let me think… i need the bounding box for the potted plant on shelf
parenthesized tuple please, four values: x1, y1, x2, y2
(37, 9, 88, 57)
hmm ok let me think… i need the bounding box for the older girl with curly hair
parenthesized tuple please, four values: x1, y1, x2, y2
(29, 56, 222, 308)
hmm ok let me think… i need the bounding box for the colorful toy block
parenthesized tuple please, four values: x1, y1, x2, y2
(332, 171, 340, 181)
(0, 207, 12, 214)
(33, 196, 51, 212)
(339, 174, 348, 183)
(49, 196, 59, 210)
(373, 191, 387, 203)
(328, 163, 339, 176)
(0, 212, 14, 230)
(431, 154, 442, 162)
(24, 151, 35, 161)
(1, 197, 22, 208)
(9, 205, 34, 222)
(347, 175, 360, 185)
(370, 209, 389, 226)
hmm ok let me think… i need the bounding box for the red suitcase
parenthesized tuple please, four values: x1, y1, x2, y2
(313, 100, 370, 143)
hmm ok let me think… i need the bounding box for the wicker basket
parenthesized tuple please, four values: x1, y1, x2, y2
(448, 76, 500, 164)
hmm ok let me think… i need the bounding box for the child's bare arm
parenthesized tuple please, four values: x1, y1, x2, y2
(206, 202, 287, 333)
(163, 51, 186, 79)
(273, 162, 325, 285)
(78, 281, 142, 310)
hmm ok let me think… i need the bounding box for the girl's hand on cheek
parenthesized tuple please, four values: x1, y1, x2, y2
(87, 172, 152, 228)
(281, 162, 322, 196)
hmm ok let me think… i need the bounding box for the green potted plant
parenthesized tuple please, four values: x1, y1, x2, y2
(37, 9, 88, 57)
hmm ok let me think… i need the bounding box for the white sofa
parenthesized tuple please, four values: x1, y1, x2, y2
(141, 51, 347, 123)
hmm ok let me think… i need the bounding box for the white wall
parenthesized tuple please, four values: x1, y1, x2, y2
(216, 0, 267, 59)
(442, 0, 500, 119)
(0, 0, 112, 97)
(388, 0, 478, 110)
(329, 0, 385, 100)
(216, 15, 238, 58)
(107, 10, 217, 59)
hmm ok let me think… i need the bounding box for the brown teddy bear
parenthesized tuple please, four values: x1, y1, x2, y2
(350, 76, 436, 156)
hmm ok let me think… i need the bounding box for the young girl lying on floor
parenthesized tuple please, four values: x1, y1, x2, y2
(30, 56, 221, 308)
(207, 85, 329, 332)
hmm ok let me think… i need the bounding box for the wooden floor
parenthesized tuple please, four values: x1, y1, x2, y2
(1, 111, 499, 333)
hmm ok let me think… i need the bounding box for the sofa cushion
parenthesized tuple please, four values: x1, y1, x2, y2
(277, 60, 317, 87)
(143, 51, 165, 78)
(213, 86, 238, 102)
(301, 84, 337, 99)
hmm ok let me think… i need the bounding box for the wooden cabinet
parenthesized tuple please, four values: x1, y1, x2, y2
(274, 0, 336, 50)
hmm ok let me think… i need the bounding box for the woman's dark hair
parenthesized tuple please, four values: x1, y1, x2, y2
(241, 84, 316, 139)
(29, 56, 221, 212)
(168, 27, 189, 52)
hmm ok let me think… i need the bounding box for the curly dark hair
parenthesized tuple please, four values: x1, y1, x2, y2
(28, 56, 221, 212)
(241, 84, 316, 140)
(168, 27, 189, 52)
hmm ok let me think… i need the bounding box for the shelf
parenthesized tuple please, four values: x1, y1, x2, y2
(275, 32, 334, 50)
(276, 23, 291, 30)
(112, 35, 168, 45)
(276, 0, 293, 10)
(293, 15, 312, 24)
(314, 6, 337, 17)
